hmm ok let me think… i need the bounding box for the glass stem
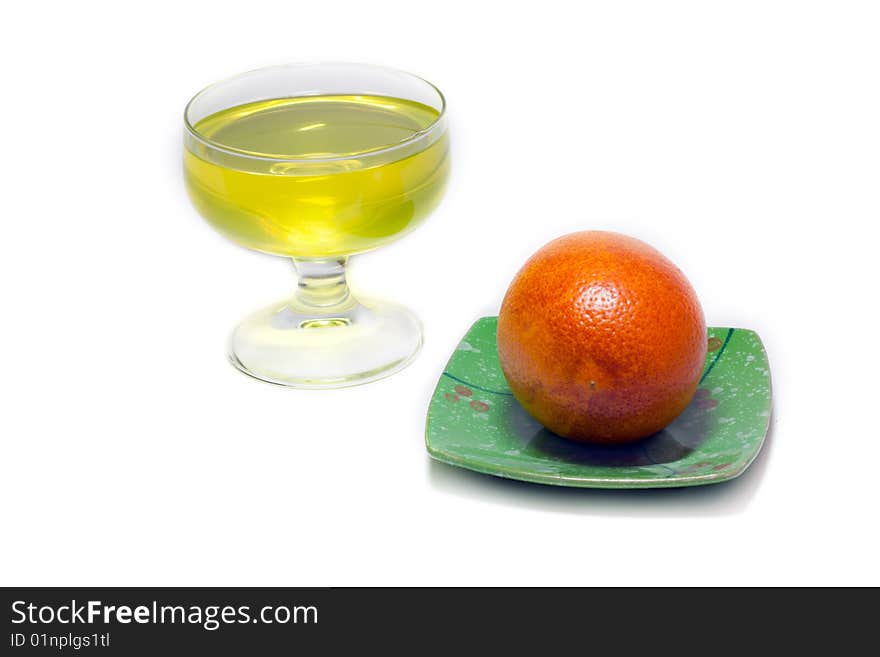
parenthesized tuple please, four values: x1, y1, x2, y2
(292, 258, 351, 309)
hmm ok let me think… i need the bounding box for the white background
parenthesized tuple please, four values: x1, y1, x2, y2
(2, 1, 878, 586)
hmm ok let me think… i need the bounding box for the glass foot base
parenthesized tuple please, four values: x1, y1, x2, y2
(228, 296, 423, 389)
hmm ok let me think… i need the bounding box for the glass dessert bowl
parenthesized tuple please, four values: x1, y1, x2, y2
(183, 63, 449, 388)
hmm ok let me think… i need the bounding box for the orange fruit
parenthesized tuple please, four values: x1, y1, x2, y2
(497, 231, 706, 444)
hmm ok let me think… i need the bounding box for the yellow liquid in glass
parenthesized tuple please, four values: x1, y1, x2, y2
(184, 95, 448, 257)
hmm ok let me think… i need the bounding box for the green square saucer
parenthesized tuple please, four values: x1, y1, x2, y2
(425, 317, 771, 488)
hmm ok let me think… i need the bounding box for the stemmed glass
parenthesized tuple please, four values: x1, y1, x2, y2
(183, 64, 449, 387)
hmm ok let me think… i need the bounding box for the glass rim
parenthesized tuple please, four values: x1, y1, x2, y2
(183, 62, 447, 164)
